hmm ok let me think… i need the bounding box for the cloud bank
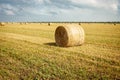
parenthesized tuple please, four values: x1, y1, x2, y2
(0, 0, 120, 22)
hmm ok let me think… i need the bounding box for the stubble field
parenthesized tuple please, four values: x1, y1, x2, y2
(0, 23, 120, 80)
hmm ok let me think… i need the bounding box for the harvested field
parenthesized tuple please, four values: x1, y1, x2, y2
(0, 23, 120, 80)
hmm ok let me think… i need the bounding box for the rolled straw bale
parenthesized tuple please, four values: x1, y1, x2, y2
(55, 24, 85, 47)
(25, 22, 28, 24)
(0, 22, 5, 26)
(48, 23, 50, 26)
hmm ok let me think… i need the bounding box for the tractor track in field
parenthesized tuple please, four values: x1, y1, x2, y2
(0, 32, 53, 45)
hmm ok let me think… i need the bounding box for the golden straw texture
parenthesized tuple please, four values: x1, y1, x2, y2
(55, 24, 85, 47)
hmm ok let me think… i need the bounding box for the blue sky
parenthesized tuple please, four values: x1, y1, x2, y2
(0, 0, 120, 22)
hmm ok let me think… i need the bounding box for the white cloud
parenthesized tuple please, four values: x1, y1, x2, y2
(0, 4, 18, 11)
(21, 0, 44, 4)
(15, 0, 119, 16)
(33, 0, 44, 4)
(98, 0, 118, 11)
(0, 4, 19, 15)
(110, 3, 118, 11)
(22, 5, 59, 16)
(70, 0, 119, 11)
(71, 0, 97, 5)
(37, 0, 43, 3)
(4, 10, 15, 15)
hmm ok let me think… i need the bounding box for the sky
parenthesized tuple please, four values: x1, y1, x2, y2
(0, 0, 120, 22)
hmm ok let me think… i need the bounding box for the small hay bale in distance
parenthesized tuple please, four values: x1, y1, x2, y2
(114, 23, 116, 26)
(55, 24, 85, 47)
(48, 23, 50, 26)
(0, 22, 5, 26)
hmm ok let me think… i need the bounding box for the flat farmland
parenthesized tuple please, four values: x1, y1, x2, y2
(0, 23, 120, 80)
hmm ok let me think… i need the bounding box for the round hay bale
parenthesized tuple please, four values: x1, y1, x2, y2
(0, 22, 5, 26)
(48, 23, 50, 26)
(55, 24, 85, 47)
(114, 23, 116, 26)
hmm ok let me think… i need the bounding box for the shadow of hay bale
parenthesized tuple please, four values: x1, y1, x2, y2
(44, 42, 57, 46)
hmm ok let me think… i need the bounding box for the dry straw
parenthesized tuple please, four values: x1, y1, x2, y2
(55, 24, 85, 47)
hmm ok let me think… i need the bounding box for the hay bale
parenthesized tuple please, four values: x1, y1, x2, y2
(55, 24, 85, 47)
(25, 22, 28, 24)
(48, 23, 50, 26)
(114, 23, 116, 26)
(0, 22, 5, 26)
(20, 22, 23, 25)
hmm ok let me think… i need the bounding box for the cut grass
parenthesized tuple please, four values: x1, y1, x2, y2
(0, 23, 120, 80)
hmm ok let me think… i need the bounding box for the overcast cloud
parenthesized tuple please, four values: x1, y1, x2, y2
(0, 0, 120, 22)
